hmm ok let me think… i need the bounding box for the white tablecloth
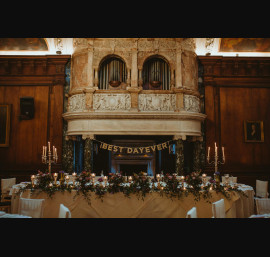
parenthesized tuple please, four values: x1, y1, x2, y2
(0, 211, 31, 218)
(11, 182, 254, 218)
(231, 184, 254, 218)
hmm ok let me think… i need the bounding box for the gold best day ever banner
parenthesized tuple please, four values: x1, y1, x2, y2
(96, 140, 174, 154)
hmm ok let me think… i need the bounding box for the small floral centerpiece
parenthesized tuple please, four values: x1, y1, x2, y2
(76, 171, 91, 187)
(36, 170, 53, 188)
(130, 172, 151, 199)
(162, 173, 181, 199)
(107, 173, 125, 194)
(185, 171, 202, 190)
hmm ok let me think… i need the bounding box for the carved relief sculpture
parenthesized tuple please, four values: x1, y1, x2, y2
(184, 95, 200, 113)
(138, 94, 176, 112)
(68, 94, 86, 112)
(93, 94, 131, 111)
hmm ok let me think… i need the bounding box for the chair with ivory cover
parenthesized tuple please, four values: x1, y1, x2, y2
(1, 178, 16, 202)
(186, 207, 197, 218)
(255, 180, 269, 198)
(18, 198, 45, 218)
(212, 199, 226, 218)
(222, 176, 237, 183)
(58, 204, 71, 218)
(255, 198, 270, 214)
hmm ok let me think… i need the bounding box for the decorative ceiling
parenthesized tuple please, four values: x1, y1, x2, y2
(219, 38, 270, 52)
(0, 38, 48, 51)
(0, 38, 270, 57)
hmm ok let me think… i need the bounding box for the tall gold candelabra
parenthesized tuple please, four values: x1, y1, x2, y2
(42, 141, 58, 175)
(206, 142, 225, 175)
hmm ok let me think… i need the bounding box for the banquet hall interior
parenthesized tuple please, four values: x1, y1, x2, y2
(0, 37, 269, 218)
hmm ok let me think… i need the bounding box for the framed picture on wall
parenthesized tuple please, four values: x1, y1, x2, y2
(244, 121, 264, 143)
(0, 104, 11, 147)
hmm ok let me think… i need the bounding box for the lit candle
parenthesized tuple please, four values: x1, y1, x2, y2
(53, 173, 58, 184)
(48, 141, 51, 152)
(222, 147, 225, 160)
(156, 174, 160, 182)
(65, 175, 69, 185)
(44, 146, 47, 157)
(91, 173, 96, 185)
(49, 182, 53, 187)
(72, 172, 76, 185)
(43, 146, 45, 156)
(104, 176, 108, 185)
(128, 176, 132, 182)
(215, 142, 217, 155)
(207, 147, 210, 158)
(31, 175, 35, 186)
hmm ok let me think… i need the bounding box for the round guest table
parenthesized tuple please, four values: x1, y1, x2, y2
(12, 184, 254, 218)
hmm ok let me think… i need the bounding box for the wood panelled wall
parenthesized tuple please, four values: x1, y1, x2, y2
(0, 55, 70, 183)
(199, 56, 270, 191)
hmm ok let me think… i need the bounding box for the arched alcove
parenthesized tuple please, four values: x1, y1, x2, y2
(98, 55, 127, 89)
(142, 55, 171, 90)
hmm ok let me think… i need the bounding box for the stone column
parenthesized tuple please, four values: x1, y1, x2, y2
(193, 137, 205, 173)
(87, 47, 94, 88)
(128, 49, 141, 111)
(174, 88, 184, 112)
(175, 47, 182, 89)
(131, 49, 138, 88)
(175, 137, 184, 176)
(83, 135, 94, 172)
(93, 68, 99, 88)
(126, 69, 131, 87)
(85, 87, 96, 111)
(138, 68, 143, 89)
(62, 136, 75, 174)
(84, 48, 97, 111)
(174, 47, 184, 112)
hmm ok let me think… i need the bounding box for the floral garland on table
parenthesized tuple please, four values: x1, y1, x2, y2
(17, 170, 248, 205)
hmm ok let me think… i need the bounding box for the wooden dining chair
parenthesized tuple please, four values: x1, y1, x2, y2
(1, 178, 16, 202)
(0, 201, 11, 213)
(212, 199, 226, 218)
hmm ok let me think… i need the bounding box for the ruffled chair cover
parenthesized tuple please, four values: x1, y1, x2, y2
(18, 198, 45, 218)
(255, 198, 270, 214)
(212, 199, 226, 218)
(58, 204, 71, 218)
(256, 180, 269, 198)
(1, 178, 16, 200)
(186, 207, 197, 218)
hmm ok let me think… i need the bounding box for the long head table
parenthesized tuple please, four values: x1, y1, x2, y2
(11, 184, 254, 218)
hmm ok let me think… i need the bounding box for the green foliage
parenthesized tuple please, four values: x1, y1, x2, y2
(17, 170, 248, 206)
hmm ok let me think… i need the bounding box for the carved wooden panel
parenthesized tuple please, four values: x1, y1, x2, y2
(199, 56, 270, 192)
(0, 55, 70, 182)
